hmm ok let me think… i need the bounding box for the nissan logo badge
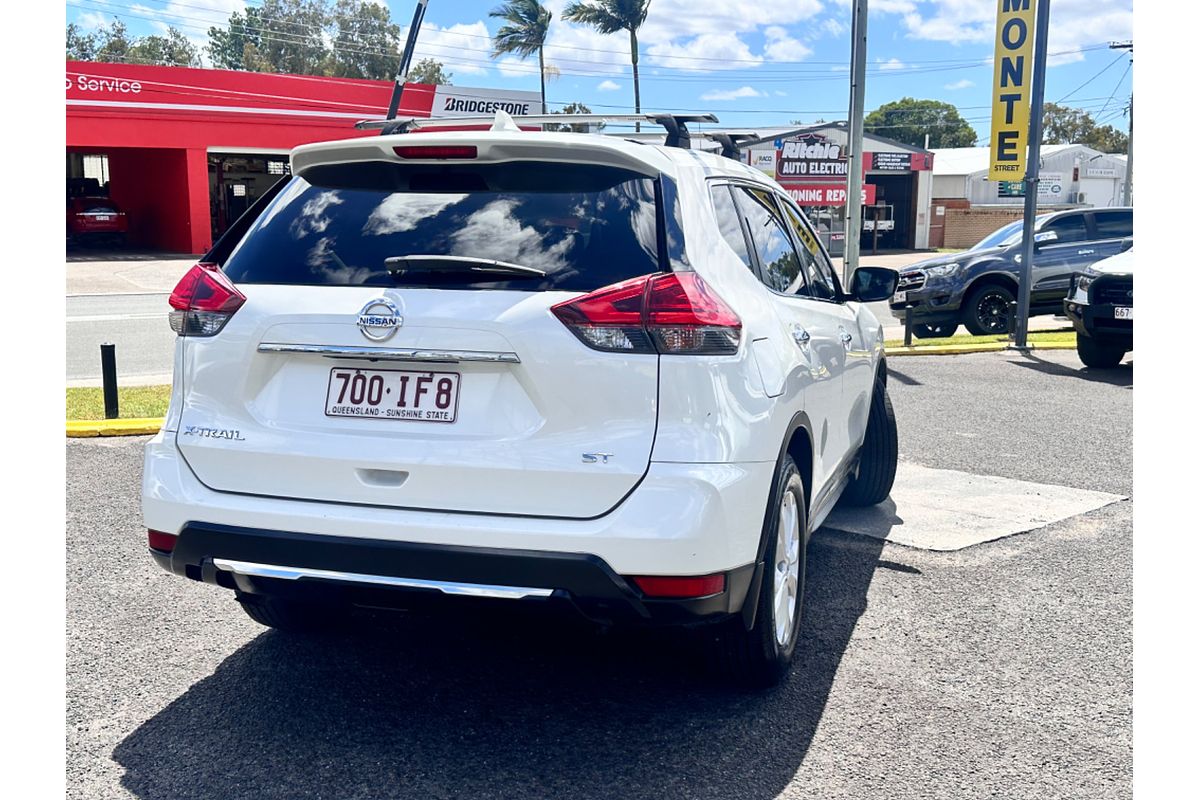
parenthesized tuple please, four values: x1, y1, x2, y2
(357, 298, 402, 342)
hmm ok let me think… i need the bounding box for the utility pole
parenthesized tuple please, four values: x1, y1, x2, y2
(1110, 41, 1133, 205)
(843, 0, 869, 284)
(386, 0, 431, 120)
(1011, 0, 1051, 351)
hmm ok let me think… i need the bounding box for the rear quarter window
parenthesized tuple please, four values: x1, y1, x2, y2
(222, 162, 663, 292)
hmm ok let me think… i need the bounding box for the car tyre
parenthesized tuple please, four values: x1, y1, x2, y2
(236, 592, 343, 633)
(839, 380, 899, 507)
(963, 283, 1015, 336)
(911, 322, 959, 339)
(1076, 336, 1126, 369)
(705, 455, 807, 688)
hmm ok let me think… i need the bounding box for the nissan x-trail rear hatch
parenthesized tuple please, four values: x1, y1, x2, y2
(175, 155, 672, 519)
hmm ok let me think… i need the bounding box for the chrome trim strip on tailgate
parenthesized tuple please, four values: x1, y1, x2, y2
(212, 558, 555, 600)
(256, 343, 520, 364)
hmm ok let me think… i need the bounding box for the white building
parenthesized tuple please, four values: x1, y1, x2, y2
(932, 144, 1129, 207)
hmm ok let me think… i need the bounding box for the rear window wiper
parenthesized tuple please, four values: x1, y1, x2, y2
(384, 255, 547, 279)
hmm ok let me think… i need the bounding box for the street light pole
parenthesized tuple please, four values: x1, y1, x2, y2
(1012, 0, 1051, 350)
(843, 0, 869, 284)
(1110, 41, 1133, 206)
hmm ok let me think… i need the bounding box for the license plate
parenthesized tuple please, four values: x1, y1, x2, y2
(325, 368, 460, 423)
(94, 214, 111, 221)
(1114, 306, 1133, 320)
(892, 290, 907, 304)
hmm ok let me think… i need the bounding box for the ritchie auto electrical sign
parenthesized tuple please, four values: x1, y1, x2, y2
(776, 134, 848, 180)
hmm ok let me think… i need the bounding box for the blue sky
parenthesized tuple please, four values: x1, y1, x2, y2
(67, 0, 1134, 141)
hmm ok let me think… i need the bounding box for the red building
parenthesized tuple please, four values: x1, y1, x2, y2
(66, 62, 539, 254)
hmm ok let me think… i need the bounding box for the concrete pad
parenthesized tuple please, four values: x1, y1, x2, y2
(821, 462, 1125, 551)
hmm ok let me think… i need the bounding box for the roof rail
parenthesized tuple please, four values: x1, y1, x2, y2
(355, 111, 719, 148)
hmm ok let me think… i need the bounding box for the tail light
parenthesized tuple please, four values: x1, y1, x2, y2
(551, 272, 741, 355)
(147, 530, 177, 553)
(630, 573, 726, 598)
(168, 263, 245, 336)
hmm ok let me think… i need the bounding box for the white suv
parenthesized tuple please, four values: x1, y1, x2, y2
(142, 115, 899, 686)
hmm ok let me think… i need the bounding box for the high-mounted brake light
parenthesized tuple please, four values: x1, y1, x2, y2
(551, 272, 741, 355)
(630, 573, 726, 599)
(167, 263, 245, 337)
(393, 145, 478, 159)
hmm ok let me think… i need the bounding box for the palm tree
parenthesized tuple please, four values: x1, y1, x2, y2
(563, 0, 651, 130)
(489, 0, 553, 115)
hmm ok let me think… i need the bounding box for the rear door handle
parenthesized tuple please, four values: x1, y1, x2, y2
(792, 325, 811, 347)
(838, 328, 853, 349)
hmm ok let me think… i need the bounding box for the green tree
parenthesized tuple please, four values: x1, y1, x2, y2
(127, 28, 202, 67)
(407, 57, 452, 85)
(490, 0, 553, 114)
(1042, 102, 1128, 152)
(207, 6, 266, 71)
(563, 0, 651, 130)
(207, 6, 266, 70)
(66, 23, 97, 61)
(864, 97, 977, 148)
(548, 101, 603, 132)
(93, 19, 133, 64)
(325, 0, 401, 80)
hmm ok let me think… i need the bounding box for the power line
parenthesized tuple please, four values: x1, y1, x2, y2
(1095, 60, 1132, 121)
(1055, 51, 1126, 103)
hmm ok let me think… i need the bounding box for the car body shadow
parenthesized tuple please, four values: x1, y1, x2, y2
(112, 530, 887, 800)
(1010, 352, 1133, 387)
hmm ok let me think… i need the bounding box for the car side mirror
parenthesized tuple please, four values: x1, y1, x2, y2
(847, 266, 899, 303)
(1033, 230, 1058, 247)
(1119, 237, 1133, 253)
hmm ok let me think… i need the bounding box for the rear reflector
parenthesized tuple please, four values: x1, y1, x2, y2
(393, 145, 478, 159)
(168, 263, 245, 337)
(630, 574, 726, 598)
(147, 530, 177, 553)
(551, 272, 741, 355)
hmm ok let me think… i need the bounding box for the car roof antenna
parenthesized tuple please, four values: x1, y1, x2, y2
(490, 110, 521, 132)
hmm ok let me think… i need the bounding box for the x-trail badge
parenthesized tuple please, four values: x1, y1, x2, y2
(357, 299, 402, 342)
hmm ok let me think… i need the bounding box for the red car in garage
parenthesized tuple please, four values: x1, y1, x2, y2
(67, 197, 128, 246)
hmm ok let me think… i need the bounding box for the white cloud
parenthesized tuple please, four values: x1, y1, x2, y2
(820, 18, 848, 38)
(408, 22, 495, 76)
(597, 79, 621, 92)
(889, 0, 1132, 65)
(877, 57, 907, 70)
(75, 11, 110, 30)
(700, 85, 765, 101)
(540, 0, 823, 75)
(763, 26, 814, 62)
(647, 33, 762, 71)
(944, 78, 975, 90)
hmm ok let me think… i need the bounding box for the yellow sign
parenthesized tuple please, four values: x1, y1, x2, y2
(988, 0, 1037, 181)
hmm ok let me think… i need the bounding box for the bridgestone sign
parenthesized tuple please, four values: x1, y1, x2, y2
(988, 0, 1037, 181)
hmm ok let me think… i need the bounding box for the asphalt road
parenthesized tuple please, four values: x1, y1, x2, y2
(66, 350, 1131, 799)
(66, 294, 175, 386)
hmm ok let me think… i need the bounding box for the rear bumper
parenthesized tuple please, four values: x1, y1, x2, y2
(142, 432, 773, 618)
(150, 523, 756, 625)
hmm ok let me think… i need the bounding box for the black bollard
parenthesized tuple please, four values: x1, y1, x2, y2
(101, 343, 119, 420)
(904, 305, 914, 348)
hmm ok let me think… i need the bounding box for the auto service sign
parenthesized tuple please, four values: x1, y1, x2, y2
(988, 0, 1037, 181)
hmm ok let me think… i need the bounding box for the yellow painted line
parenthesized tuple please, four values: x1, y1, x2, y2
(886, 342, 1076, 357)
(67, 417, 164, 438)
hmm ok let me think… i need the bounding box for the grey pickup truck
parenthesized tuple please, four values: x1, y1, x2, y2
(890, 207, 1133, 337)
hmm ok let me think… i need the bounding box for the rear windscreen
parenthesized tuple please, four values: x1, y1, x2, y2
(221, 161, 662, 291)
